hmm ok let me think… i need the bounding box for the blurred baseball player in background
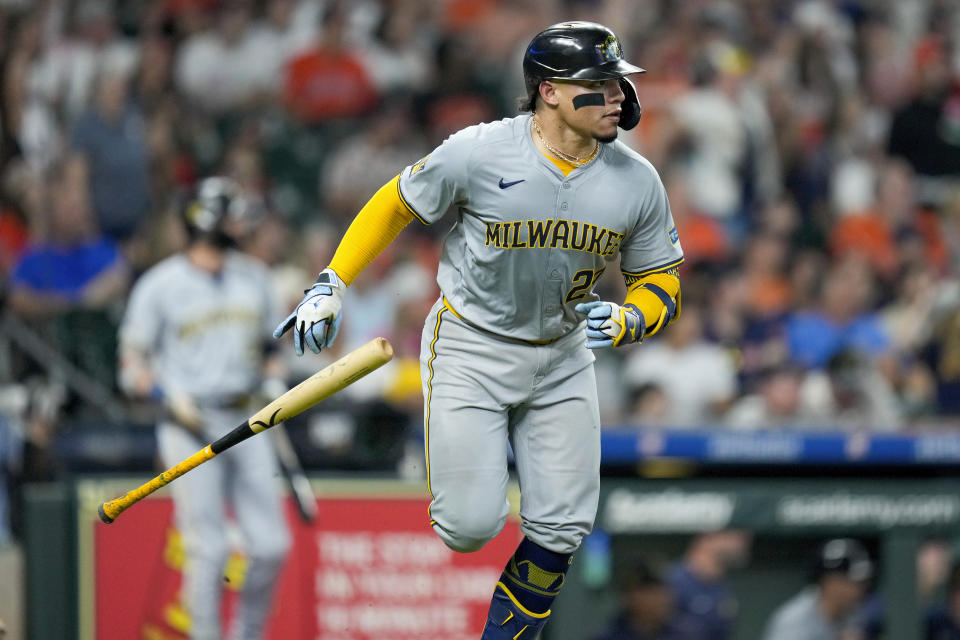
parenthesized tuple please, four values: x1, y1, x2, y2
(118, 177, 291, 640)
(761, 538, 873, 640)
(275, 21, 683, 639)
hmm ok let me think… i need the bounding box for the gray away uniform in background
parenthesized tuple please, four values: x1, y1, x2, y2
(119, 251, 290, 640)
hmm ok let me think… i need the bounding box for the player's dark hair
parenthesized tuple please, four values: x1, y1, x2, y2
(618, 557, 666, 591)
(518, 77, 540, 112)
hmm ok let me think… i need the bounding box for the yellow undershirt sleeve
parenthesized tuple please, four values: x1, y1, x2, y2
(623, 272, 681, 338)
(328, 175, 413, 286)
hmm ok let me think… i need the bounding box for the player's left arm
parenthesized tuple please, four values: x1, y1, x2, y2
(622, 266, 682, 337)
(272, 176, 414, 355)
(575, 164, 682, 349)
(575, 265, 681, 348)
(275, 130, 470, 356)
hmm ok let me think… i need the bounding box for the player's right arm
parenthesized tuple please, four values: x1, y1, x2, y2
(275, 130, 470, 356)
(117, 271, 162, 399)
(118, 269, 204, 432)
(272, 175, 414, 355)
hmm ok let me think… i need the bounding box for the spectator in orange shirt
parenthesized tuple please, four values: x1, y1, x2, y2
(665, 170, 729, 269)
(283, 2, 379, 124)
(830, 158, 947, 283)
(742, 233, 792, 318)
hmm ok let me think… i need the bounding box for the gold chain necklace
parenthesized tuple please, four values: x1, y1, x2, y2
(532, 117, 598, 166)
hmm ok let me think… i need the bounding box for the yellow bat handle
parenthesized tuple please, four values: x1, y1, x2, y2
(99, 446, 215, 523)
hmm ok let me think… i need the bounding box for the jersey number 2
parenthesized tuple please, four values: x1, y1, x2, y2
(565, 268, 605, 303)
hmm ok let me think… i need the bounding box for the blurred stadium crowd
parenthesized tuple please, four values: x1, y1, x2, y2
(3, 0, 960, 532)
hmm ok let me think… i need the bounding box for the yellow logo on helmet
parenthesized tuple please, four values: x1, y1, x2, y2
(186, 202, 217, 231)
(598, 35, 621, 61)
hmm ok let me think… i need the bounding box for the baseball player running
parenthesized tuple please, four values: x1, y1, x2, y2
(275, 21, 683, 639)
(119, 178, 291, 640)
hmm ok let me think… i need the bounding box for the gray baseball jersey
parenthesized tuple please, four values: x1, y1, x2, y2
(120, 251, 279, 400)
(761, 587, 858, 640)
(119, 251, 290, 640)
(402, 114, 683, 556)
(398, 113, 683, 342)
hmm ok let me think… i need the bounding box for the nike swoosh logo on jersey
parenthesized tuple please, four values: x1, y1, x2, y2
(499, 178, 525, 189)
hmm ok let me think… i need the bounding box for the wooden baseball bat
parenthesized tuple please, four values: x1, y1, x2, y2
(98, 337, 393, 524)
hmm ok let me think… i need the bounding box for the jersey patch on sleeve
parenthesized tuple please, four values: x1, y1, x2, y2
(410, 154, 431, 176)
(668, 225, 679, 245)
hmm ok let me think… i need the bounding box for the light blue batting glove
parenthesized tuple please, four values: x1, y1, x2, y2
(273, 268, 345, 356)
(574, 300, 646, 349)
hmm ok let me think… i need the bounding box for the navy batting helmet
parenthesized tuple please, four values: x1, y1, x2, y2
(182, 177, 263, 247)
(522, 21, 645, 130)
(813, 538, 873, 583)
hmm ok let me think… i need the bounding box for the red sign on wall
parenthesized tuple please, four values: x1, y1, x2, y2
(92, 491, 522, 640)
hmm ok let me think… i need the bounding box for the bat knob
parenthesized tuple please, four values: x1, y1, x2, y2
(98, 503, 115, 524)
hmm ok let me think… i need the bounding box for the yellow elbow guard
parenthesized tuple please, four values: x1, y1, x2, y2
(624, 272, 681, 337)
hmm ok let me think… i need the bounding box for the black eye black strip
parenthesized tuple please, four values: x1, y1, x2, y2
(572, 93, 605, 109)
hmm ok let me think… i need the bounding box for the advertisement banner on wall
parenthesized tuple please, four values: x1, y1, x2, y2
(80, 480, 522, 640)
(597, 479, 960, 535)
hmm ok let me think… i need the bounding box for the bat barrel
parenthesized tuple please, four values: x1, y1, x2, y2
(247, 337, 395, 434)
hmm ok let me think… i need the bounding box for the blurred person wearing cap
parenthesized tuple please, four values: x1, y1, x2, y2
(117, 177, 290, 640)
(593, 558, 685, 640)
(761, 538, 873, 640)
(665, 530, 751, 640)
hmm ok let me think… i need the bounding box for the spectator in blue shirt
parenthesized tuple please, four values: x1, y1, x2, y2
(786, 255, 891, 370)
(665, 530, 751, 640)
(8, 160, 129, 318)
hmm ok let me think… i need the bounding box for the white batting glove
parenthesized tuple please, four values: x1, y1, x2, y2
(273, 268, 345, 356)
(574, 300, 646, 349)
